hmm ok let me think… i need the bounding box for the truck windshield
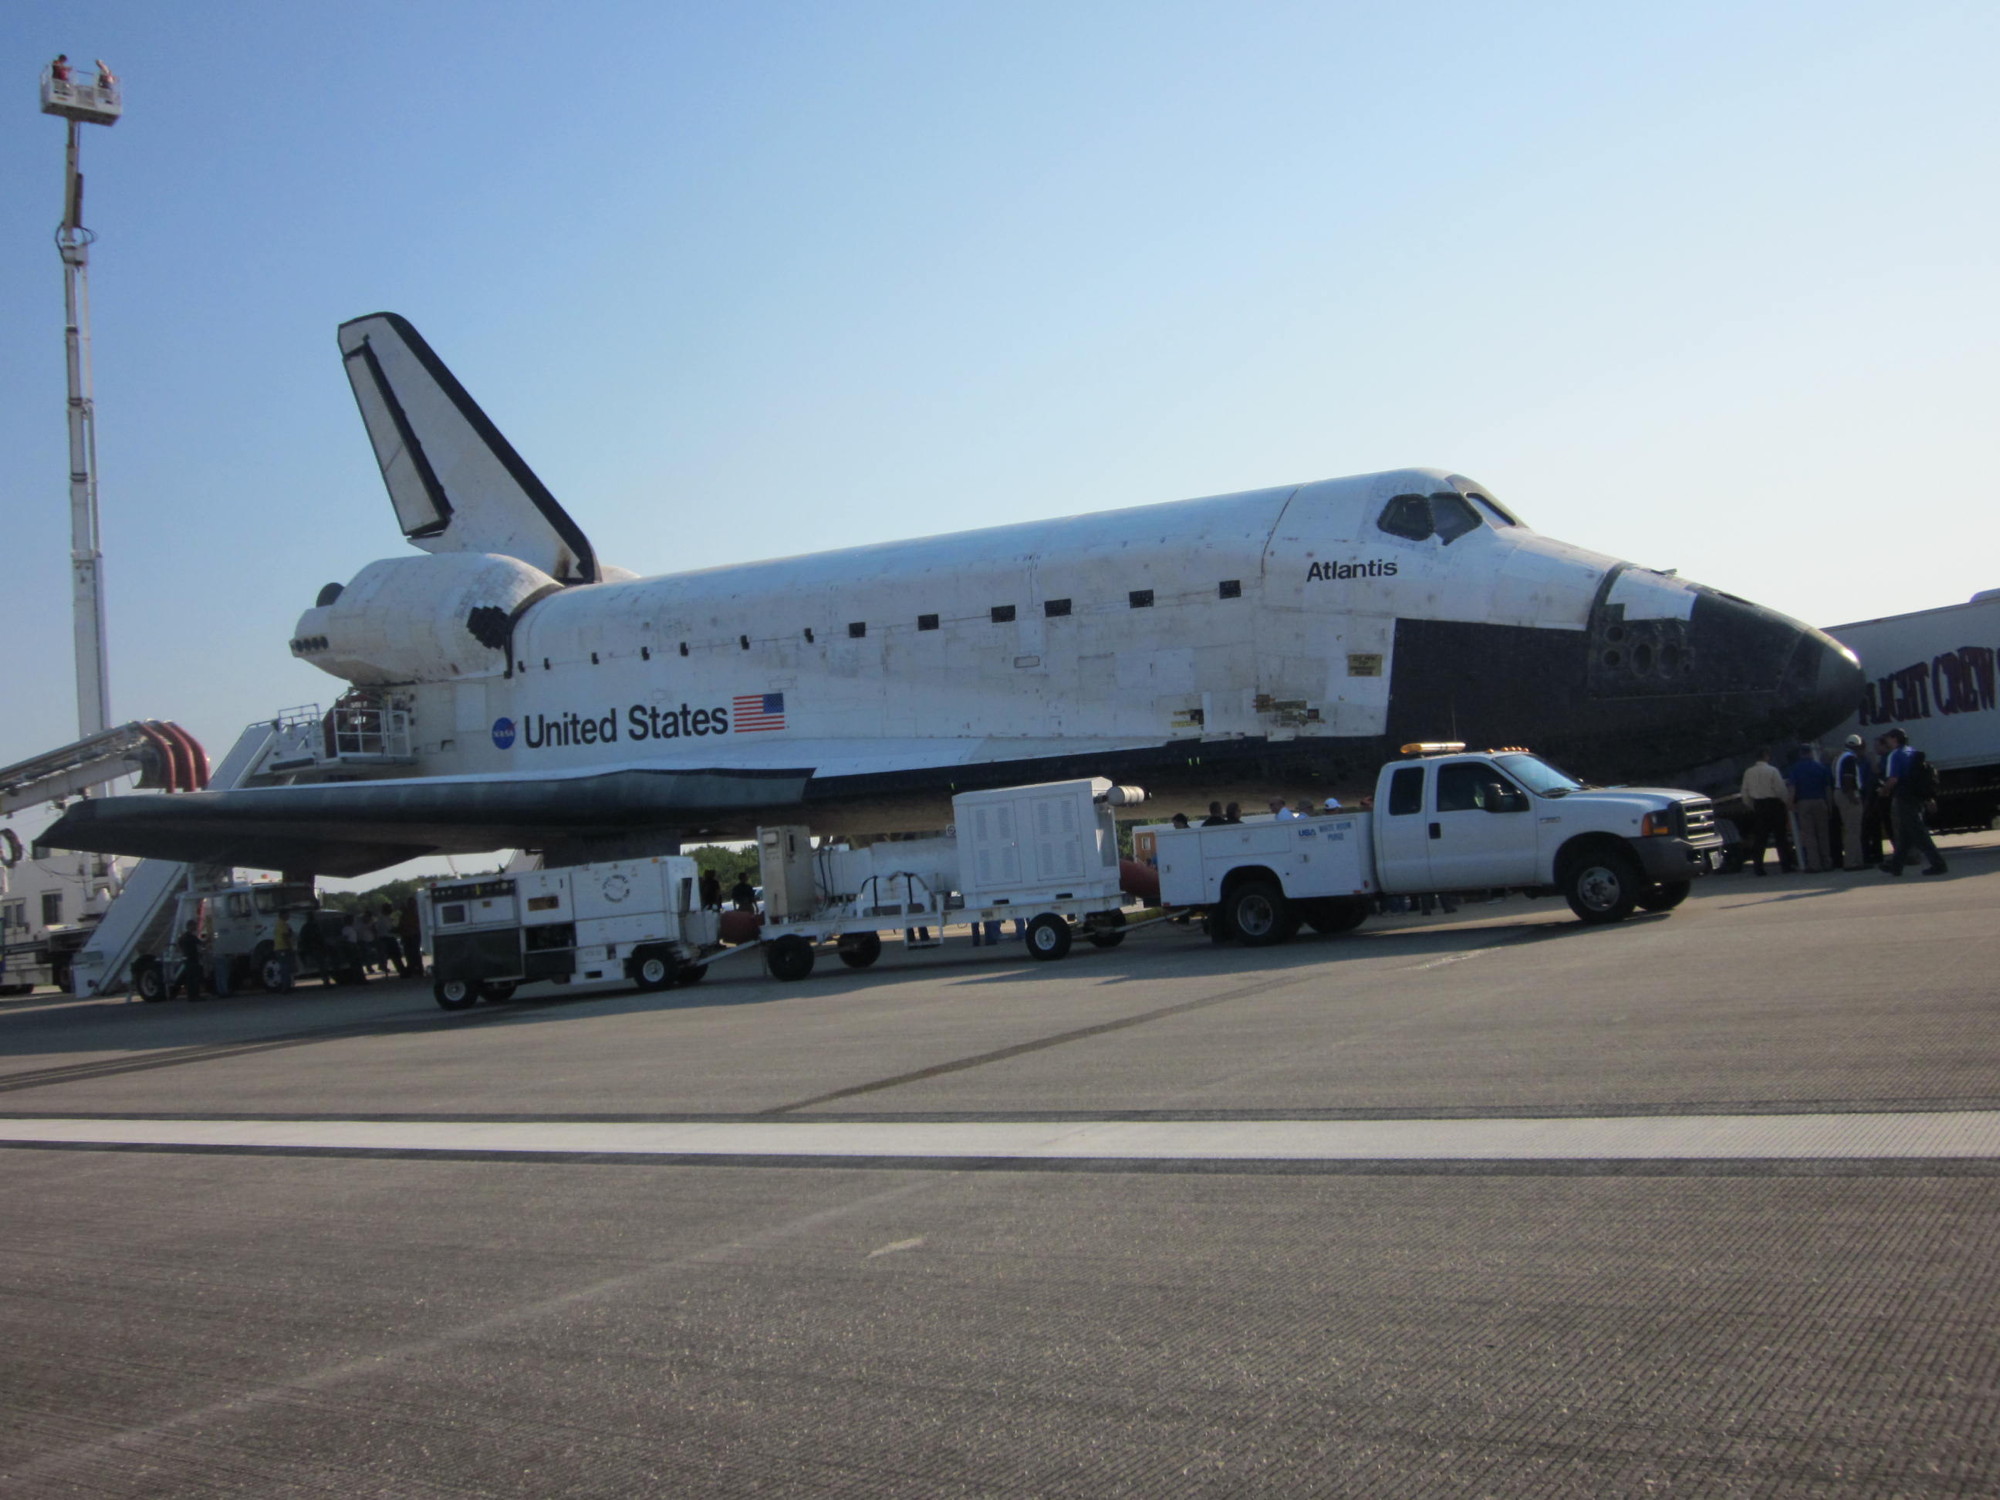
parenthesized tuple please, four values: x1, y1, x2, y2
(1493, 753, 1584, 796)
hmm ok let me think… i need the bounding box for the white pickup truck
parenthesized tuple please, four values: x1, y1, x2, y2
(1145, 743, 1724, 943)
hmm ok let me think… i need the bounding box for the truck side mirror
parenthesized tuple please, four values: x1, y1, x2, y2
(1486, 784, 1526, 813)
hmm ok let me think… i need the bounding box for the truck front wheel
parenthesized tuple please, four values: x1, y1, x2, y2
(766, 935, 816, 981)
(134, 957, 167, 1002)
(837, 932, 883, 968)
(1636, 880, 1691, 912)
(1224, 880, 1295, 946)
(1561, 848, 1642, 924)
(1086, 910, 1126, 948)
(630, 947, 679, 992)
(1024, 913, 1073, 960)
(433, 976, 479, 1011)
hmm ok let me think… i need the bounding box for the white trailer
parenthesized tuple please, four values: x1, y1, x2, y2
(754, 777, 1145, 979)
(421, 856, 722, 1010)
(1826, 593, 2000, 831)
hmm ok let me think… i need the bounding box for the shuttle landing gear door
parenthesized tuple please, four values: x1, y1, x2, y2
(1427, 760, 1538, 890)
(1374, 763, 1433, 891)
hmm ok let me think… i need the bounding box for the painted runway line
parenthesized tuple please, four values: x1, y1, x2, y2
(3, 1112, 1999, 1161)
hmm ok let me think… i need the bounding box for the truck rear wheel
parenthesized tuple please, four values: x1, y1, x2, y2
(630, 947, 679, 992)
(483, 981, 517, 1003)
(433, 976, 479, 1011)
(837, 932, 883, 968)
(1224, 880, 1294, 946)
(1299, 898, 1369, 935)
(675, 963, 708, 986)
(1636, 880, 1691, 912)
(1561, 848, 1642, 924)
(766, 935, 816, 981)
(1024, 913, 1073, 961)
(1086, 910, 1126, 948)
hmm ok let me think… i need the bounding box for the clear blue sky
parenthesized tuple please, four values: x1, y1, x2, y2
(3, 2, 1996, 795)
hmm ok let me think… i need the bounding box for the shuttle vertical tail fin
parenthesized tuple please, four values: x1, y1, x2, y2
(337, 313, 599, 584)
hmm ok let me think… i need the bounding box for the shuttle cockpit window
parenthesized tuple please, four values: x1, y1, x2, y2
(1436, 761, 1527, 813)
(1376, 492, 1498, 545)
(1387, 766, 1426, 816)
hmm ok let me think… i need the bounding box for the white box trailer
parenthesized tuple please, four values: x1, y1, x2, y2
(754, 777, 1145, 979)
(421, 855, 722, 1010)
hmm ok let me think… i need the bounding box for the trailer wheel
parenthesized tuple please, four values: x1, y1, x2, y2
(675, 963, 707, 986)
(766, 935, 816, 981)
(1635, 880, 1691, 912)
(433, 977, 479, 1011)
(482, 981, 517, 1004)
(134, 957, 168, 1003)
(1561, 847, 1642, 924)
(837, 931, 883, 969)
(1024, 913, 1073, 961)
(1086, 910, 1127, 948)
(630, 947, 679, 992)
(1224, 880, 1293, 946)
(1299, 898, 1369, 935)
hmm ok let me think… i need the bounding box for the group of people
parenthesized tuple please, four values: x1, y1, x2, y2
(1737, 728, 1947, 878)
(167, 900, 424, 1000)
(48, 56, 114, 88)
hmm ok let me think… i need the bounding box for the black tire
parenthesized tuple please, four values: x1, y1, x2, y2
(837, 931, 883, 968)
(1024, 913, 1073, 961)
(433, 976, 479, 1011)
(1561, 847, 1643, 924)
(766, 934, 816, 981)
(675, 963, 707, 986)
(1299, 898, 1369, 935)
(250, 941, 278, 992)
(1086, 910, 1127, 948)
(1635, 880, 1692, 912)
(134, 958, 167, 1003)
(482, 981, 518, 1004)
(1223, 880, 1293, 947)
(630, 947, 679, 992)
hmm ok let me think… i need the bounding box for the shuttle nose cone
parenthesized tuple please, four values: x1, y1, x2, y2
(1681, 587, 1864, 740)
(1557, 577, 1865, 781)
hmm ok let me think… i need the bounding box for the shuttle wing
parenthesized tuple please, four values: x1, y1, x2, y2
(338, 313, 600, 583)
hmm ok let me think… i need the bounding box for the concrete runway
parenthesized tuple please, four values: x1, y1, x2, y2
(3, 837, 1997, 1496)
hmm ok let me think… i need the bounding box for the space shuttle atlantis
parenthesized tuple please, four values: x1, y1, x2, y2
(49, 314, 1863, 877)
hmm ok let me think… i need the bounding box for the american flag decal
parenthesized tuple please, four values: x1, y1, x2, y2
(733, 692, 786, 732)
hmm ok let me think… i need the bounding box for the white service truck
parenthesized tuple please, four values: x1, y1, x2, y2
(1146, 744, 1723, 942)
(754, 777, 1145, 979)
(130, 878, 327, 1000)
(421, 856, 722, 1010)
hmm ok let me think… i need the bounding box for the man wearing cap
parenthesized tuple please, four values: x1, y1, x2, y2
(1832, 733, 1875, 871)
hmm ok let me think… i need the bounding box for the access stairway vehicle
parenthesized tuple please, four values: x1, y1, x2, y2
(1146, 744, 1723, 942)
(753, 777, 1144, 980)
(421, 856, 723, 1010)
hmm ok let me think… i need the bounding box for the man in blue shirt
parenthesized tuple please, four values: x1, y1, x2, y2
(1877, 728, 1948, 876)
(1785, 747, 1834, 873)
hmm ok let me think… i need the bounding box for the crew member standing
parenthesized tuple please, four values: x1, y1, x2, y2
(1832, 734, 1873, 871)
(1878, 728, 1948, 876)
(1739, 748, 1794, 877)
(1786, 747, 1834, 873)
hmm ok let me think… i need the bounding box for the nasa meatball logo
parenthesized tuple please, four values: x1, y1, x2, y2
(491, 717, 517, 750)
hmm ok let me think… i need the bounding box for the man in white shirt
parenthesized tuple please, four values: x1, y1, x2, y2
(1738, 749, 1794, 876)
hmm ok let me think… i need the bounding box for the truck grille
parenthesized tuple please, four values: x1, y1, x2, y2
(1677, 797, 1721, 846)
